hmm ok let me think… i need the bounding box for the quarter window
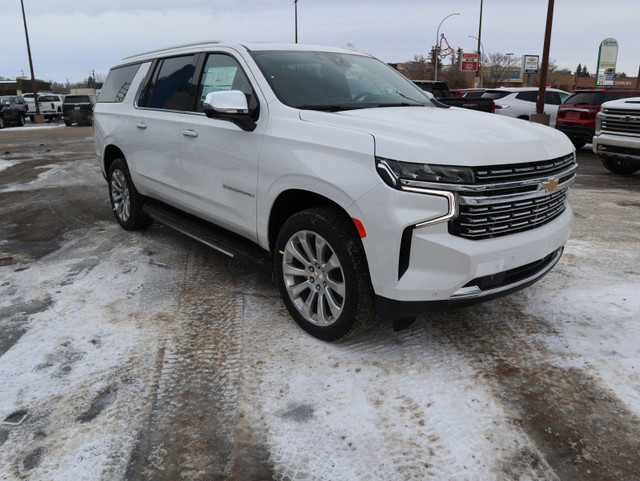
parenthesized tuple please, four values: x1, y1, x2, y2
(99, 63, 141, 103)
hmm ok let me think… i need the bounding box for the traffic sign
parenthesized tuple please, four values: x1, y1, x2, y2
(460, 53, 478, 72)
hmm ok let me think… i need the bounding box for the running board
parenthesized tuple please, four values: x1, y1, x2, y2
(143, 203, 271, 266)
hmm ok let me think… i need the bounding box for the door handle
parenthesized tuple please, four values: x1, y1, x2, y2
(135, 123, 147, 129)
(181, 129, 198, 138)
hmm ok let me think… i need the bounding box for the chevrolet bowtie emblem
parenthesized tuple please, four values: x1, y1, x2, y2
(542, 178, 559, 192)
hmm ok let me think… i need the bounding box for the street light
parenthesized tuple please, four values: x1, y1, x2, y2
(434, 12, 460, 81)
(468, 35, 485, 87)
(294, 0, 299, 43)
(505, 52, 514, 85)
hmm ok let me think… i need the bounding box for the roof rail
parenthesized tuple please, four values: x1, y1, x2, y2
(122, 40, 224, 60)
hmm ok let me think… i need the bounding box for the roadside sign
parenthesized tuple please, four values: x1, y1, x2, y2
(596, 38, 618, 86)
(522, 55, 539, 74)
(460, 53, 478, 72)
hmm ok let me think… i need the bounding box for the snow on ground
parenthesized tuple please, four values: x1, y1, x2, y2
(0, 125, 64, 132)
(0, 159, 19, 173)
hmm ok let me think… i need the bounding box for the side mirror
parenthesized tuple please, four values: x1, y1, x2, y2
(203, 90, 256, 132)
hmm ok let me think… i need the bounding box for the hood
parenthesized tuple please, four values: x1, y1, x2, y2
(300, 106, 573, 166)
(601, 98, 640, 111)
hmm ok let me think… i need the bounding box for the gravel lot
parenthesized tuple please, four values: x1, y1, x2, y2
(1, 124, 639, 481)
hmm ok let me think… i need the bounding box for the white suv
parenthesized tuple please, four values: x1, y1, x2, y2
(94, 41, 576, 340)
(593, 97, 640, 174)
(482, 87, 570, 126)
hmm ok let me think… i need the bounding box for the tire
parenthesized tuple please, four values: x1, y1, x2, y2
(64, 120, 72, 127)
(29, 115, 34, 123)
(0, 117, 4, 129)
(275, 207, 376, 341)
(600, 156, 640, 175)
(18, 115, 25, 127)
(517, 115, 530, 121)
(108, 158, 152, 230)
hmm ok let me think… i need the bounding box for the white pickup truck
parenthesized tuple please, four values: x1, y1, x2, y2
(22, 93, 63, 122)
(593, 97, 640, 174)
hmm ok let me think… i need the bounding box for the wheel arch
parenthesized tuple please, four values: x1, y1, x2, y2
(268, 189, 360, 255)
(103, 144, 126, 176)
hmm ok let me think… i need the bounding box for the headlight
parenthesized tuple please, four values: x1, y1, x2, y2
(376, 157, 475, 189)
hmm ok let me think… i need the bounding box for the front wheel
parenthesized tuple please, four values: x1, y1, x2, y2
(275, 207, 376, 341)
(600, 156, 640, 175)
(108, 158, 152, 230)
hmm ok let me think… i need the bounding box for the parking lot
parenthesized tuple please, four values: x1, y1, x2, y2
(0, 124, 639, 480)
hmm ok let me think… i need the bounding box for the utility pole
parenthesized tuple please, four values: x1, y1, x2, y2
(294, 0, 298, 43)
(20, 0, 42, 122)
(477, 0, 483, 88)
(534, 0, 554, 123)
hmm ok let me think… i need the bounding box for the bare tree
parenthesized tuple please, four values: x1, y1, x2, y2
(484, 52, 521, 87)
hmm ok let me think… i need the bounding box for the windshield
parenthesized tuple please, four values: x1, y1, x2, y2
(250, 51, 432, 111)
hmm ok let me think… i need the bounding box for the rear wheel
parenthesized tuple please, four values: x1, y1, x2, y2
(64, 120, 72, 127)
(0, 117, 4, 129)
(108, 158, 152, 230)
(275, 207, 376, 341)
(600, 156, 640, 175)
(17, 115, 24, 127)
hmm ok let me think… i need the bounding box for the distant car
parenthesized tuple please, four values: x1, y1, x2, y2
(413, 81, 494, 113)
(481, 87, 570, 126)
(62, 94, 97, 126)
(556, 88, 640, 149)
(0, 95, 27, 128)
(592, 97, 640, 175)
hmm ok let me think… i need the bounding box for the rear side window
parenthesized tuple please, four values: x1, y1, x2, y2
(99, 63, 141, 103)
(482, 91, 509, 100)
(143, 55, 198, 111)
(515, 91, 537, 102)
(545, 92, 561, 105)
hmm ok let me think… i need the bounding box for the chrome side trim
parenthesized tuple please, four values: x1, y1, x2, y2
(450, 248, 563, 300)
(400, 186, 457, 228)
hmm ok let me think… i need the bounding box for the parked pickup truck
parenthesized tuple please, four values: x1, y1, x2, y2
(413, 80, 494, 113)
(23, 93, 63, 122)
(593, 97, 640, 174)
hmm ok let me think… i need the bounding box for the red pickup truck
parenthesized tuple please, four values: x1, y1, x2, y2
(556, 88, 640, 148)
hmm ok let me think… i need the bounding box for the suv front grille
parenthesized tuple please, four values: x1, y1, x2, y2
(450, 155, 575, 240)
(601, 108, 640, 137)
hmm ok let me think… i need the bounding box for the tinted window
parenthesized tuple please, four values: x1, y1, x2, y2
(481, 91, 509, 100)
(564, 92, 603, 105)
(603, 92, 629, 102)
(515, 91, 537, 102)
(38, 95, 59, 102)
(147, 55, 197, 111)
(64, 95, 91, 104)
(464, 91, 484, 98)
(559, 92, 569, 103)
(196, 53, 256, 113)
(99, 63, 141, 103)
(545, 92, 561, 105)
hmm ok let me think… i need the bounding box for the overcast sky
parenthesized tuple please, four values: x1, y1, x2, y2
(3, 0, 639, 83)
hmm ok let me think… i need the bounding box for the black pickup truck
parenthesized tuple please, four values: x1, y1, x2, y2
(413, 81, 494, 113)
(0, 96, 26, 128)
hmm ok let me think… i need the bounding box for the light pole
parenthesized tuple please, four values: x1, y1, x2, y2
(505, 52, 514, 85)
(294, 0, 298, 43)
(468, 35, 485, 87)
(434, 12, 460, 81)
(20, 0, 42, 122)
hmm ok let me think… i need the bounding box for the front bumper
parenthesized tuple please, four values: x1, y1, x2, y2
(355, 182, 573, 305)
(593, 133, 640, 160)
(556, 124, 594, 143)
(376, 247, 563, 320)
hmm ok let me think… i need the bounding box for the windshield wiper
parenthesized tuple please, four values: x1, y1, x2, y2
(375, 102, 425, 108)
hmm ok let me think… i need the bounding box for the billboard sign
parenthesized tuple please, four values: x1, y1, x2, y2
(522, 55, 539, 74)
(596, 38, 618, 86)
(460, 53, 478, 72)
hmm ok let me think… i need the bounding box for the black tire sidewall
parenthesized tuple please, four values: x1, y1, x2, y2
(275, 208, 372, 341)
(600, 156, 640, 175)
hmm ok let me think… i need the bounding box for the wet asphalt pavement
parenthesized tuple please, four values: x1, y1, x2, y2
(0, 124, 639, 480)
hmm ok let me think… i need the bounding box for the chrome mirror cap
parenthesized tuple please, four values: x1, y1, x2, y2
(204, 90, 249, 114)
